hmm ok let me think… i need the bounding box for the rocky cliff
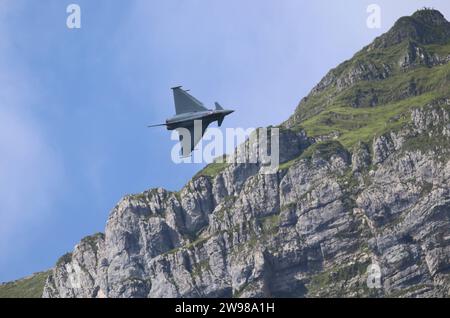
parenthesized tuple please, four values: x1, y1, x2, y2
(42, 9, 450, 298)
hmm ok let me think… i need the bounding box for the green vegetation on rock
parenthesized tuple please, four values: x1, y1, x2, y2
(287, 9, 450, 153)
(191, 259, 212, 278)
(278, 140, 348, 170)
(194, 162, 229, 179)
(0, 271, 50, 298)
(307, 260, 374, 297)
(80, 232, 104, 254)
(56, 252, 73, 267)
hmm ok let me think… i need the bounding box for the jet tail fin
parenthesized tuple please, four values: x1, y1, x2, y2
(215, 102, 223, 110)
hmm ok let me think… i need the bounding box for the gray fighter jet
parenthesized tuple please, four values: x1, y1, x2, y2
(149, 86, 234, 156)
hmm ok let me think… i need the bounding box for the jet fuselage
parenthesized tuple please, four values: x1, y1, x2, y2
(166, 109, 234, 130)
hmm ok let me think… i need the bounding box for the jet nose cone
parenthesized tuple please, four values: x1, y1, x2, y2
(226, 110, 234, 115)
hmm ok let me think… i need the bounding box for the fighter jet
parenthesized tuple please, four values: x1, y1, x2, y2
(149, 86, 234, 156)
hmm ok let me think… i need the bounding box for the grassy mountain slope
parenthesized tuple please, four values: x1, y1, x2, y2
(284, 9, 450, 149)
(0, 272, 50, 298)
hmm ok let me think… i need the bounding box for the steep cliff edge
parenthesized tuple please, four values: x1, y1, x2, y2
(38, 9, 450, 298)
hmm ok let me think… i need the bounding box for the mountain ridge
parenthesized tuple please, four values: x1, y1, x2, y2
(371, 9, 450, 49)
(284, 9, 450, 152)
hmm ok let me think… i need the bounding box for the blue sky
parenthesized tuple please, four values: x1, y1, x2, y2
(1, 0, 449, 282)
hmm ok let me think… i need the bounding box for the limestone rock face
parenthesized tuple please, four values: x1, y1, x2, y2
(43, 102, 450, 298)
